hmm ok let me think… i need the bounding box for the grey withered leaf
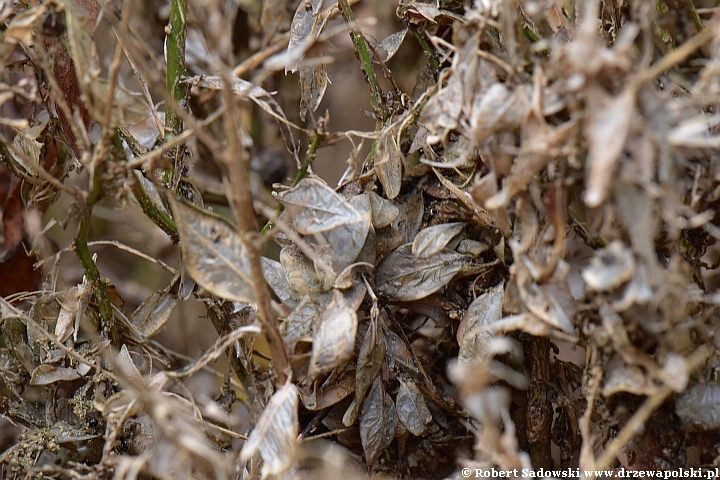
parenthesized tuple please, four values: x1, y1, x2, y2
(308, 289, 359, 381)
(129, 275, 180, 338)
(350, 319, 386, 426)
(377, 28, 408, 62)
(412, 222, 466, 259)
(313, 194, 371, 269)
(280, 292, 330, 348)
(299, 62, 328, 122)
(396, 379, 433, 436)
(168, 197, 255, 303)
(261, 257, 300, 308)
(394, 179, 425, 244)
(360, 376, 398, 466)
(368, 191, 399, 228)
(375, 244, 472, 302)
(286, 0, 323, 73)
(385, 326, 416, 372)
(675, 382, 720, 431)
(276, 177, 363, 235)
(280, 245, 328, 294)
(240, 382, 299, 478)
(375, 135, 403, 200)
(457, 282, 504, 364)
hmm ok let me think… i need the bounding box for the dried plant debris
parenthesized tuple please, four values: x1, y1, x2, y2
(4, 0, 720, 478)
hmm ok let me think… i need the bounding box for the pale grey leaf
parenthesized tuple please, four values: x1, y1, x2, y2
(375, 135, 403, 200)
(375, 244, 471, 302)
(313, 194, 371, 269)
(377, 29, 408, 62)
(129, 275, 180, 338)
(241, 383, 299, 478)
(277, 177, 363, 235)
(584, 87, 635, 207)
(169, 197, 256, 303)
(308, 290, 359, 381)
(286, 0, 324, 73)
(360, 376, 398, 466)
(393, 181, 425, 244)
(261, 257, 299, 308)
(350, 320, 385, 426)
(676, 382, 720, 431)
(384, 325, 415, 372)
(457, 283, 504, 364)
(280, 294, 329, 347)
(30, 365, 81, 385)
(299, 63, 328, 121)
(396, 379, 432, 436)
(412, 222, 466, 259)
(280, 245, 327, 294)
(368, 191, 399, 228)
(581, 240, 635, 292)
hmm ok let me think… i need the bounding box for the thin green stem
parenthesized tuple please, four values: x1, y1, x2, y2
(260, 131, 323, 235)
(114, 133, 179, 241)
(74, 169, 116, 345)
(337, 0, 384, 121)
(131, 172, 178, 241)
(165, 0, 188, 138)
(410, 26, 440, 70)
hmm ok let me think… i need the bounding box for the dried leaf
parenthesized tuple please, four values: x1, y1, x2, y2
(129, 276, 179, 338)
(299, 63, 328, 121)
(375, 135, 403, 200)
(384, 326, 416, 372)
(241, 383, 299, 478)
(394, 180, 425, 244)
(581, 241, 635, 292)
(313, 194, 372, 269)
(277, 177, 363, 235)
(675, 383, 720, 431)
(375, 244, 471, 302)
(280, 245, 329, 293)
(308, 290, 359, 381)
(302, 371, 356, 410)
(412, 222, 466, 259)
(396, 379, 433, 436)
(584, 87, 636, 207)
(350, 319, 386, 425)
(262, 257, 300, 308)
(30, 365, 81, 385)
(359, 376, 398, 466)
(183, 75, 296, 151)
(280, 293, 330, 347)
(377, 29, 408, 62)
(457, 283, 504, 364)
(368, 191, 399, 228)
(169, 197, 256, 303)
(286, 0, 324, 73)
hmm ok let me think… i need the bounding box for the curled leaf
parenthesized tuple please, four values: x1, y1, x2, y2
(412, 222, 466, 259)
